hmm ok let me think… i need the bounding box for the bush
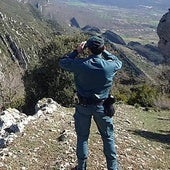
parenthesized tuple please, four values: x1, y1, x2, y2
(23, 34, 87, 114)
(10, 97, 25, 111)
(113, 85, 131, 103)
(154, 95, 170, 110)
(128, 84, 158, 107)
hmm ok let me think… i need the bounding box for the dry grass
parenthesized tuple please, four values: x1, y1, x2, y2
(0, 104, 169, 170)
(154, 95, 170, 110)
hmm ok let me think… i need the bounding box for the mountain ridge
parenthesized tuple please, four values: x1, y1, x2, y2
(0, 0, 59, 110)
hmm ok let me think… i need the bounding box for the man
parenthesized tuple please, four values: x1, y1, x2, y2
(59, 35, 122, 170)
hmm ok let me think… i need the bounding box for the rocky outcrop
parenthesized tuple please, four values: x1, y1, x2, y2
(0, 12, 6, 20)
(70, 17, 80, 28)
(0, 108, 28, 148)
(157, 9, 170, 63)
(81, 25, 101, 34)
(5, 34, 29, 69)
(127, 41, 164, 65)
(0, 10, 29, 70)
(0, 33, 28, 69)
(0, 98, 60, 148)
(35, 98, 60, 116)
(102, 30, 126, 45)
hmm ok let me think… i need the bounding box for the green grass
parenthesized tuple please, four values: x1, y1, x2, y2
(124, 107, 170, 169)
(139, 110, 169, 131)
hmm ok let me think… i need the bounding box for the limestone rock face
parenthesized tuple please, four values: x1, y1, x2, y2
(70, 17, 80, 28)
(157, 10, 170, 63)
(0, 98, 60, 148)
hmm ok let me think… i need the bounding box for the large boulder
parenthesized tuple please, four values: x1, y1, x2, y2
(70, 17, 80, 28)
(81, 25, 101, 34)
(35, 98, 60, 116)
(102, 30, 126, 45)
(127, 41, 164, 65)
(157, 10, 170, 63)
(0, 98, 60, 148)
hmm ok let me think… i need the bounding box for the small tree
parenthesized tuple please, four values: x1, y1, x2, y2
(128, 84, 158, 107)
(23, 34, 87, 114)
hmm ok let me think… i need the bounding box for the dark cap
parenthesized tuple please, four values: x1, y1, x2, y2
(85, 35, 104, 49)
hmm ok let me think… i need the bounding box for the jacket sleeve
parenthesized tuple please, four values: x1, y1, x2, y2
(102, 50, 122, 71)
(59, 50, 79, 72)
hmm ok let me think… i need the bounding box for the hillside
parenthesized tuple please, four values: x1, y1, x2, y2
(0, 0, 63, 109)
(0, 100, 169, 169)
(0, 0, 55, 62)
(31, 0, 167, 77)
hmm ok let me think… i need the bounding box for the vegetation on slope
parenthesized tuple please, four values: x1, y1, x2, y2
(1, 0, 170, 113)
(0, 0, 63, 110)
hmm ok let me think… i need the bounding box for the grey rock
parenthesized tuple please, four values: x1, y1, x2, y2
(157, 10, 170, 63)
(127, 41, 164, 64)
(70, 17, 80, 28)
(82, 25, 101, 34)
(102, 30, 126, 45)
(35, 98, 59, 115)
(57, 134, 67, 142)
(0, 98, 60, 150)
(0, 138, 6, 148)
(5, 34, 28, 69)
(0, 108, 29, 148)
(0, 12, 5, 20)
(4, 124, 20, 134)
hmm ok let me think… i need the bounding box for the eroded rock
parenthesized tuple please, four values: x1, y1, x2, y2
(0, 98, 60, 148)
(157, 9, 170, 63)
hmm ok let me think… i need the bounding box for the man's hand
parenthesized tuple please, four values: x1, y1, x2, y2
(76, 41, 87, 53)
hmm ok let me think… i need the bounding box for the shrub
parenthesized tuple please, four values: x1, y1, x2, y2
(10, 97, 25, 111)
(23, 34, 87, 114)
(154, 95, 170, 110)
(113, 85, 131, 103)
(128, 84, 158, 107)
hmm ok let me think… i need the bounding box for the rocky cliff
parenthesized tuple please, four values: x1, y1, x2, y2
(157, 9, 170, 63)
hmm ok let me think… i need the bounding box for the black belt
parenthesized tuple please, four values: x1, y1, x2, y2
(78, 94, 104, 106)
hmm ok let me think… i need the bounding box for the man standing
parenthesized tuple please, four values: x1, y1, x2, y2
(59, 35, 122, 170)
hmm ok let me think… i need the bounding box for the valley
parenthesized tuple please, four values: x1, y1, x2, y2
(42, 0, 168, 44)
